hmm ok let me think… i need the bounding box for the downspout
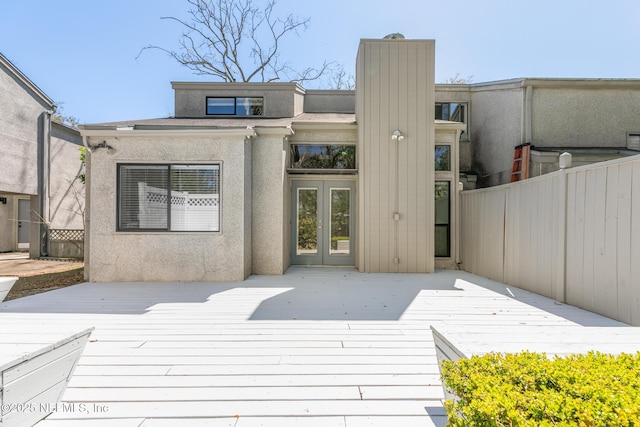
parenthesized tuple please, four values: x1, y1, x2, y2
(524, 85, 533, 144)
(81, 135, 91, 281)
(38, 110, 53, 257)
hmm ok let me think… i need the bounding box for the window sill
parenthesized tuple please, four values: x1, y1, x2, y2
(287, 169, 358, 175)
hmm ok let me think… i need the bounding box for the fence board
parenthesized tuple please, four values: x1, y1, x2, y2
(616, 163, 633, 324)
(566, 171, 586, 307)
(631, 163, 640, 326)
(460, 190, 505, 282)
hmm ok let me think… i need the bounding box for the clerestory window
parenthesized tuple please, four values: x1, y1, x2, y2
(289, 145, 356, 171)
(206, 97, 263, 116)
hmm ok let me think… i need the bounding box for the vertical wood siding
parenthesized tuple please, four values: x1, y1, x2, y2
(461, 156, 640, 326)
(356, 39, 435, 273)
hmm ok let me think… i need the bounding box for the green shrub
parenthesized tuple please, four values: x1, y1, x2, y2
(440, 351, 640, 426)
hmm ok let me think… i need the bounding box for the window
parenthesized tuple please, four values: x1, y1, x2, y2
(206, 97, 263, 116)
(118, 164, 220, 232)
(434, 181, 450, 257)
(435, 145, 451, 171)
(436, 102, 468, 140)
(290, 145, 356, 170)
(627, 133, 640, 151)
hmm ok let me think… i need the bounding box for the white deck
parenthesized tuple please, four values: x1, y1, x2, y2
(0, 268, 635, 426)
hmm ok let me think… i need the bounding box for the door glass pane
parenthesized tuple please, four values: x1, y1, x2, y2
(435, 181, 450, 257)
(297, 188, 318, 255)
(330, 188, 350, 255)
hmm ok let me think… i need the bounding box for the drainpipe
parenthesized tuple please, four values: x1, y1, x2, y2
(524, 85, 533, 144)
(38, 110, 53, 257)
(81, 135, 91, 280)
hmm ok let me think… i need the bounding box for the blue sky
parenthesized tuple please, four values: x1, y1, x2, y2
(2, 0, 639, 123)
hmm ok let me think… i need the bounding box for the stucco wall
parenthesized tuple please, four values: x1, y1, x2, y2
(470, 87, 523, 187)
(304, 91, 356, 113)
(531, 87, 640, 148)
(251, 133, 288, 275)
(0, 60, 48, 196)
(172, 82, 305, 118)
(86, 134, 252, 282)
(49, 123, 84, 230)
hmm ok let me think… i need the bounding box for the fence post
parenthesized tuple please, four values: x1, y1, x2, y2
(555, 168, 568, 303)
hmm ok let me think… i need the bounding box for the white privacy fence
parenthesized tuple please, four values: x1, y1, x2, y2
(139, 183, 219, 231)
(461, 155, 640, 326)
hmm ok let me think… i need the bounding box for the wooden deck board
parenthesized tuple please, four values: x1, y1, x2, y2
(0, 268, 634, 425)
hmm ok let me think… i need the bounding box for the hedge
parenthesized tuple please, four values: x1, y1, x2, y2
(440, 351, 640, 426)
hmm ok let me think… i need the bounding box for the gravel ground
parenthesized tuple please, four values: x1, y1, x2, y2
(4, 268, 85, 301)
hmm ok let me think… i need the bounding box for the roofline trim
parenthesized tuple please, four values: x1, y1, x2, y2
(80, 126, 257, 138)
(0, 52, 55, 108)
(291, 122, 358, 131)
(171, 81, 306, 94)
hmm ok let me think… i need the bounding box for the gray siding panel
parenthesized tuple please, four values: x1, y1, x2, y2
(356, 39, 435, 273)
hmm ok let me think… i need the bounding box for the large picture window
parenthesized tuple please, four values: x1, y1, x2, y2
(118, 164, 220, 232)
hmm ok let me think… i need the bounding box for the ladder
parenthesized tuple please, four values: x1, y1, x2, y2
(510, 143, 531, 182)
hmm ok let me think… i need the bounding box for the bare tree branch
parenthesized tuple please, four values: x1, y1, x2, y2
(138, 0, 342, 85)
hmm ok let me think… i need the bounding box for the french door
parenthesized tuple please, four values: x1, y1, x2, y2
(291, 180, 355, 266)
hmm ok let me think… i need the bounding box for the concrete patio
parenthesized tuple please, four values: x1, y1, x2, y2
(0, 267, 636, 426)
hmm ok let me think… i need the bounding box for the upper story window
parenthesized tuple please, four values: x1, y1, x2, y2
(436, 102, 468, 140)
(206, 97, 263, 116)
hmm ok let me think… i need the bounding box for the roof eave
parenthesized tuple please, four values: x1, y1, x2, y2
(0, 52, 55, 108)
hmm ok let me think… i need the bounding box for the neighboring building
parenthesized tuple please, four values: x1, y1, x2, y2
(80, 39, 465, 282)
(435, 78, 640, 187)
(0, 53, 85, 258)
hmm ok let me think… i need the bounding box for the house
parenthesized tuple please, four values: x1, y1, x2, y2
(435, 78, 640, 188)
(80, 38, 468, 282)
(0, 53, 85, 258)
(81, 34, 640, 282)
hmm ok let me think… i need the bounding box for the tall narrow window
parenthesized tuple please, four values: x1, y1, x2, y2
(435, 181, 450, 257)
(118, 164, 220, 232)
(435, 145, 451, 171)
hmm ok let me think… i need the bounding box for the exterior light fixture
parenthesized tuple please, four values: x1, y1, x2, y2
(391, 130, 404, 141)
(87, 141, 117, 155)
